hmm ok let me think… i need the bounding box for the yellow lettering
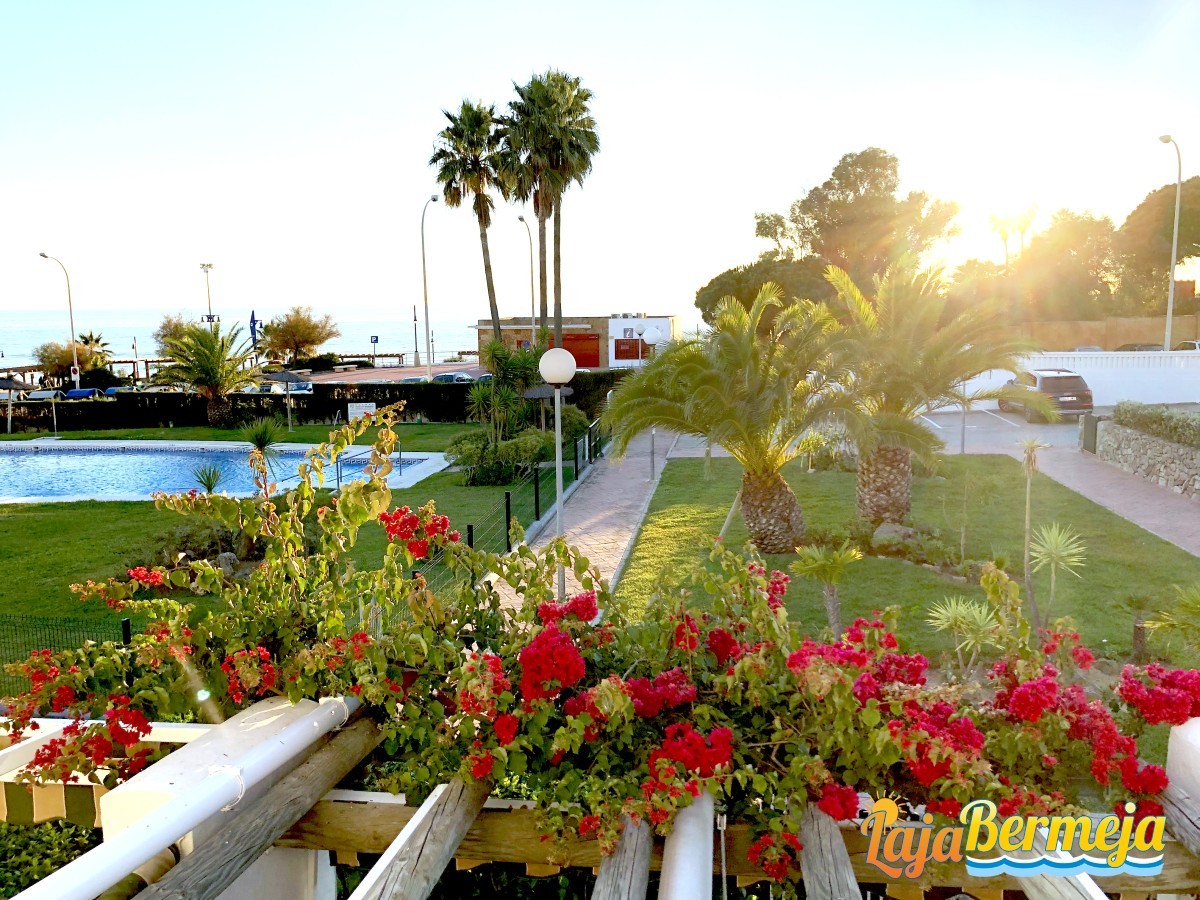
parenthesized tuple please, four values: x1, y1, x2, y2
(962, 800, 997, 851)
(1109, 811, 1136, 867)
(1134, 815, 1166, 853)
(998, 815, 1025, 851)
(1086, 816, 1118, 855)
(1047, 816, 1092, 853)
(1019, 816, 1049, 851)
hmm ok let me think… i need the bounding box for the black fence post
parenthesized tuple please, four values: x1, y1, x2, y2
(533, 466, 541, 520)
(504, 491, 513, 551)
(121, 617, 132, 646)
(467, 523, 474, 548)
(573, 439, 579, 479)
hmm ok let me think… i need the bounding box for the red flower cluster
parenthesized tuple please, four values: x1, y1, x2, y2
(926, 798, 962, 818)
(673, 615, 699, 651)
(221, 646, 277, 705)
(1115, 799, 1165, 825)
(1119, 664, 1200, 725)
(127, 566, 164, 587)
(786, 640, 870, 675)
(816, 783, 860, 821)
(537, 590, 599, 625)
(844, 618, 900, 651)
(747, 832, 802, 882)
(467, 740, 495, 780)
(624, 668, 697, 718)
(1007, 676, 1060, 724)
(493, 713, 519, 746)
(1058, 684, 1139, 787)
(649, 722, 733, 779)
(25, 697, 153, 785)
(519, 623, 586, 701)
(378, 503, 460, 560)
(564, 682, 612, 741)
(1120, 757, 1168, 795)
(706, 628, 740, 666)
(888, 700, 985, 787)
(459, 652, 511, 717)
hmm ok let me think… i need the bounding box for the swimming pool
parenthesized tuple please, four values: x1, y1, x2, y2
(0, 441, 448, 503)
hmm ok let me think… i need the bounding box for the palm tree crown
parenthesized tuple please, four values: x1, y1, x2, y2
(156, 324, 259, 425)
(431, 100, 505, 340)
(604, 283, 852, 553)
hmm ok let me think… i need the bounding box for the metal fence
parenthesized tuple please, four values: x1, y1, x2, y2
(0, 615, 132, 697)
(413, 422, 606, 594)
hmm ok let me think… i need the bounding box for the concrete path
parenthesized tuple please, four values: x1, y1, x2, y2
(528, 428, 673, 591)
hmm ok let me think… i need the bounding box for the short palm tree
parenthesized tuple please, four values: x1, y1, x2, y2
(790, 541, 862, 637)
(156, 324, 259, 425)
(825, 263, 1050, 525)
(604, 283, 852, 554)
(1029, 522, 1086, 623)
(431, 101, 505, 341)
(78, 331, 110, 366)
(1019, 438, 1051, 625)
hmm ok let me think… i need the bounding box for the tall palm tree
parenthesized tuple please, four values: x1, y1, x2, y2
(603, 283, 853, 553)
(156, 324, 260, 426)
(431, 101, 504, 341)
(78, 331, 111, 367)
(501, 75, 563, 336)
(501, 71, 598, 346)
(826, 263, 1050, 525)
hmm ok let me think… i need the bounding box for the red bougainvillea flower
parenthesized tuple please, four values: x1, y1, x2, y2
(127, 566, 164, 587)
(816, 783, 860, 821)
(673, 615, 699, 651)
(1115, 799, 1165, 825)
(1071, 645, 1095, 670)
(537, 590, 600, 625)
(493, 713, 519, 746)
(518, 622, 586, 701)
(747, 832, 801, 883)
(926, 798, 962, 818)
(1119, 664, 1200, 725)
(1007, 676, 1059, 723)
(467, 740, 495, 780)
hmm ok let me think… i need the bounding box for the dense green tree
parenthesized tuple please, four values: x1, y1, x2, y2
(1115, 176, 1200, 312)
(432, 101, 506, 342)
(156, 324, 260, 425)
(153, 314, 191, 357)
(694, 256, 831, 324)
(259, 306, 341, 362)
(605, 283, 853, 553)
(33, 341, 98, 379)
(828, 263, 1046, 524)
(755, 148, 957, 285)
(1010, 211, 1117, 321)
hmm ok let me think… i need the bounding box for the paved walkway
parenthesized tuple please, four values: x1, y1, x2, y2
(1004, 444, 1200, 557)
(528, 428, 674, 591)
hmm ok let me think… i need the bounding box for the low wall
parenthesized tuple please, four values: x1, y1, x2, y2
(999, 313, 1200, 351)
(959, 351, 1200, 408)
(1095, 420, 1200, 499)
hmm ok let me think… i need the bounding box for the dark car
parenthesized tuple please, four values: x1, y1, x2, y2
(430, 372, 473, 384)
(63, 388, 104, 400)
(997, 369, 1093, 421)
(1173, 340, 1200, 351)
(1115, 343, 1164, 352)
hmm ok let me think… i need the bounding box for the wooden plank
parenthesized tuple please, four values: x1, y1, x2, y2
(1162, 782, 1200, 857)
(137, 717, 382, 900)
(1009, 829, 1108, 900)
(799, 804, 861, 900)
(525, 864, 561, 877)
(887, 887, 923, 900)
(455, 858, 486, 871)
(592, 817, 651, 900)
(277, 798, 1200, 891)
(350, 777, 490, 900)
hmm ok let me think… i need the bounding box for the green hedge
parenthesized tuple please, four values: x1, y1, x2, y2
(0, 822, 99, 897)
(1112, 401, 1200, 449)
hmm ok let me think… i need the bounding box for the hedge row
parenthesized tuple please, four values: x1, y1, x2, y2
(1113, 400, 1200, 449)
(4, 370, 629, 434)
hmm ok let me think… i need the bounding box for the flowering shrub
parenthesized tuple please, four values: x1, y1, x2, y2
(5, 409, 1198, 897)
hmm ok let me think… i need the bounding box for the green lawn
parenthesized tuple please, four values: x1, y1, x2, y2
(617, 455, 1200, 664)
(0, 422, 480, 452)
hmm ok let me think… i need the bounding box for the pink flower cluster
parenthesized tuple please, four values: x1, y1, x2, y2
(519, 622, 586, 701)
(623, 668, 697, 718)
(1119, 664, 1200, 725)
(378, 503, 460, 559)
(747, 832, 803, 882)
(459, 652, 511, 717)
(127, 566, 164, 587)
(888, 700, 985, 787)
(537, 590, 599, 625)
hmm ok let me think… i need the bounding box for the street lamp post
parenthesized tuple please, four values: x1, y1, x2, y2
(412, 306, 419, 367)
(1160, 135, 1183, 350)
(39, 253, 79, 388)
(644, 328, 661, 480)
(200, 263, 218, 329)
(634, 320, 646, 367)
(539, 348, 577, 600)
(421, 194, 438, 381)
(518, 215, 535, 345)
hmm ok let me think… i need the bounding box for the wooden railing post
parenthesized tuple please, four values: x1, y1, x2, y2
(591, 816, 651, 900)
(798, 804, 860, 900)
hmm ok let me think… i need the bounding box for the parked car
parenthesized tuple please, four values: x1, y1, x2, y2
(1173, 340, 1200, 351)
(431, 372, 473, 384)
(142, 384, 182, 393)
(997, 369, 1093, 421)
(1115, 343, 1164, 352)
(64, 388, 104, 400)
(27, 389, 65, 401)
(399, 376, 429, 384)
(103, 386, 137, 396)
(1073, 345, 1103, 352)
(474, 373, 494, 384)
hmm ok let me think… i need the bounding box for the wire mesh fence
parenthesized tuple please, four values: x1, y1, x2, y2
(0, 615, 132, 697)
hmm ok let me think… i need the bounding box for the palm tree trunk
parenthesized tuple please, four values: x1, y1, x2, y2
(207, 395, 232, 427)
(553, 197, 563, 347)
(823, 583, 842, 638)
(478, 220, 501, 341)
(856, 446, 912, 525)
(538, 208, 549, 336)
(739, 470, 805, 554)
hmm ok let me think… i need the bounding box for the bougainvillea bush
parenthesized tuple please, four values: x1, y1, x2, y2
(3, 409, 1197, 895)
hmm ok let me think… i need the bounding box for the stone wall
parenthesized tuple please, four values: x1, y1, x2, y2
(1095, 420, 1200, 499)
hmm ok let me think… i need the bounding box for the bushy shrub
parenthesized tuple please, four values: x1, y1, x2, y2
(1113, 401, 1200, 449)
(498, 434, 545, 477)
(0, 821, 99, 897)
(291, 353, 341, 372)
(559, 403, 589, 443)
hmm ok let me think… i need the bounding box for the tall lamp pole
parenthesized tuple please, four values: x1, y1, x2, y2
(519, 215, 535, 345)
(200, 263, 218, 329)
(39, 253, 79, 388)
(643, 328, 661, 480)
(634, 320, 646, 366)
(421, 194, 438, 381)
(539, 348, 577, 600)
(1160, 135, 1183, 350)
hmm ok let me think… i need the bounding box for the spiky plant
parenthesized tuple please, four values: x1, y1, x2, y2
(241, 416, 284, 472)
(1147, 585, 1200, 656)
(192, 462, 225, 494)
(155, 324, 260, 425)
(789, 541, 862, 637)
(1019, 438, 1051, 625)
(926, 594, 1000, 677)
(1029, 523, 1087, 622)
(603, 283, 855, 554)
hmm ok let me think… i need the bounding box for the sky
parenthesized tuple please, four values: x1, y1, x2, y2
(1, 0, 1198, 359)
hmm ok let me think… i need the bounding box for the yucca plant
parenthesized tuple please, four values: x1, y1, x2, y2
(241, 416, 284, 473)
(192, 462, 225, 494)
(926, 594, 1000, 678)
(1147, 584, 1200, 657)
(790, 541, 862, 637)
(1019, 438, 1051, 625)
(155, 324, 260, 425)
(1029, 522, 1085, 624)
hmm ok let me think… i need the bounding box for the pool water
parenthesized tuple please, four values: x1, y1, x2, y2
(0, 445, 421, 502)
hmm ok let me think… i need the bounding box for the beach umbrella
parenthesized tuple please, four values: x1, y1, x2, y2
(261, 370, 308, 432)
(1, 376, 35, 435)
